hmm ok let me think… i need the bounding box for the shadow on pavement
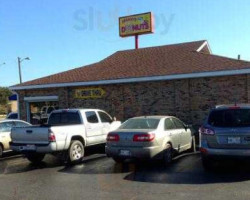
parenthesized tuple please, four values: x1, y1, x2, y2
(124, 152, 250, 184)
(0, 144, 107, 174)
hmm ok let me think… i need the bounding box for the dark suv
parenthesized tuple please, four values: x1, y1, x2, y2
(200, 105, 250, 169)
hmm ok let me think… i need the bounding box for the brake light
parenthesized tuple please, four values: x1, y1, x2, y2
(199, 126, 215, 135)
(48, 128, 56, 142)
(133, 133, 155, 142)
(200, 147, 208, 154)
(107, 133, 120, 142)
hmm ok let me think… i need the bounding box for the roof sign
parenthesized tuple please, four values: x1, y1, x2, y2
(119, 12, 154, 37)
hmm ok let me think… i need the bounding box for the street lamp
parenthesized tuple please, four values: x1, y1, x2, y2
(18, 57, 30, 84)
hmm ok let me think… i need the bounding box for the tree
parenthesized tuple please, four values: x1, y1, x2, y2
(0, 87, 12, 114)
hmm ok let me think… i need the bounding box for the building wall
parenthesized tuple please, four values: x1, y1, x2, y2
(17, 74, 250, 127)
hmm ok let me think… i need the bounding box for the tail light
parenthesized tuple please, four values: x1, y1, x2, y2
(107, 133, 120, 142)
(133, 133, 155, 142)
(199, 126, 215, 135)
(48, 128, 56, 142)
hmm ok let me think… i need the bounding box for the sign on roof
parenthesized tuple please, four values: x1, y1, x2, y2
(119, 12, 154, 37)
(74, 88, 106, 99)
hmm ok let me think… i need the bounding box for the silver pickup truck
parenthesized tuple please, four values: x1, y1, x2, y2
(10, 109, 121, 164)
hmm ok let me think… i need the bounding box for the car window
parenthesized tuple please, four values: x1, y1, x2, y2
(172, 118, 185, 129)
(7, 113, 18, 119)
(98, 111, 112, 123)
(14, 121, 30, 128)
(47, 107, 54, 114)
(86, 111, 99, 123)
(41, 107, 47, 112)
(208, 109, 250, 127)
(48, 112, 82, 125)
(119, 118, 160, 129)
(0, 122, 14, 132)
(165, 118, 176, 130)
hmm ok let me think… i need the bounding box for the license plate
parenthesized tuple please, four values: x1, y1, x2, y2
(19, 144, 36, 151)
(228, 137, 241, 144)
(120, 150, 131, 156)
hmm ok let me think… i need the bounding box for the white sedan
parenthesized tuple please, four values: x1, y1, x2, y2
(0, 120, 31, 156)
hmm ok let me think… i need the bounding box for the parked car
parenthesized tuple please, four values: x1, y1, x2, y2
(200, 104, 250, 170)
(0, 120, 31, 156)
(32, 106, 58, 124)
(106, 116, 195, 164)
(10, 109, 121, 164)
(6, 112, 18, 120)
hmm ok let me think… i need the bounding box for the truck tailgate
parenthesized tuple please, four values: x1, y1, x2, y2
(11, 126, 50, 144)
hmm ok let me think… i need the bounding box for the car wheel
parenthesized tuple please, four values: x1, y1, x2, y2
(112, 157, 125, 163)
(68, 140, 84, 164)
(202, 157, 213, 171)
(26, 153, 45, 164)
(163, 144, 173, 166)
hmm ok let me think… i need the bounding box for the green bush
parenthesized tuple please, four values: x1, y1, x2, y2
(0, 87, 11, 114)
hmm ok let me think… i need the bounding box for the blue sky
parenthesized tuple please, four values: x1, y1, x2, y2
(0, 0, 250, 86)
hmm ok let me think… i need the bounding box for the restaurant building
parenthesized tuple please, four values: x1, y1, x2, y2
(10, 40, 250, 127)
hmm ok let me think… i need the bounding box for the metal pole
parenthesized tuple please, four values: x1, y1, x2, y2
(135, 35, 139, 49)
(18, 57, 22, 83)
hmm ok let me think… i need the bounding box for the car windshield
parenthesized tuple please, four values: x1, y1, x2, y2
(119, 118, 160, 129)
(208, 109, 250, 127)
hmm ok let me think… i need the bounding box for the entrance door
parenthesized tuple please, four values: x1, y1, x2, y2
(26, 99, 59, 125)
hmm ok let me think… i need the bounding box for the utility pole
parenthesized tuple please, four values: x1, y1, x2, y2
(17, 57, 30, 84)
(18, 57, 22, 83)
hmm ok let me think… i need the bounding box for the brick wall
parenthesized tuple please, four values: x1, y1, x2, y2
(17, 74, 249, 127)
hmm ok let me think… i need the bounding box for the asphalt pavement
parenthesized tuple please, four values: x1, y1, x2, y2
(0, 147, 250, 200)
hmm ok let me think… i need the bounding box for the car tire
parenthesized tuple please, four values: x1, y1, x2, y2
(112, 157, 125, 163)
(202, 157, 213, 171)
(163, 144, 173, 166)
(26, 153, 45, 164)
(68, 140, 84, 164)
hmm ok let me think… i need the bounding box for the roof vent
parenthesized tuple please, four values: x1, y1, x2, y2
(238, 55, 241, 60)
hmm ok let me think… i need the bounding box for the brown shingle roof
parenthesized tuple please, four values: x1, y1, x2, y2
(15, 40, 250, 87)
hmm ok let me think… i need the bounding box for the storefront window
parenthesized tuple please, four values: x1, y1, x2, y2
(29, 101, 59, 125)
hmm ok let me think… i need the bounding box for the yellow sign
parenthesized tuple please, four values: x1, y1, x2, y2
(119, 12, 154, 37)
(75, 88, 106, 99)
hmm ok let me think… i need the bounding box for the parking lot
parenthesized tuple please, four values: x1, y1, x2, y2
(0, 147, 249, 200)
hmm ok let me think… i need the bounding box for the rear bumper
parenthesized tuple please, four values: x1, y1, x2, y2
(105, 145, 163, 160)
(200, 140, 250, 158)
(10, 142, 57, 153)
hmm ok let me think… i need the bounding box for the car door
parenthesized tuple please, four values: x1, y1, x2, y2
(0, 122, 14, 150)
(97, 111, 113, 143)
(85, 111, 103, 145)
(164, 118, 180, 151)
(172, 118, 191, 152)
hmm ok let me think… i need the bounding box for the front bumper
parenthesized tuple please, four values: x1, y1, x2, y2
(200, 140, 250, 158)
(105, 145, 163, 160)
(10, 142, 57, 153)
